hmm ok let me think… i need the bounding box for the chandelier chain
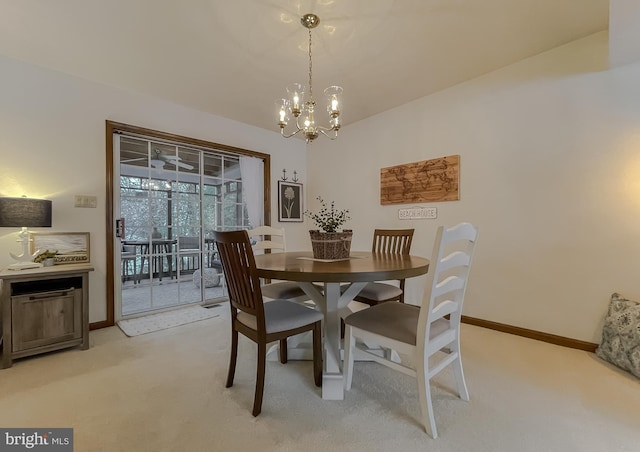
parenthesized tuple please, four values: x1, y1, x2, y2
(308, 27, 313, 101)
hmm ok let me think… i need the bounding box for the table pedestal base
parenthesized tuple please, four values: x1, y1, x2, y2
(321, 373, 346, 400)
(265, 282, 401, 401)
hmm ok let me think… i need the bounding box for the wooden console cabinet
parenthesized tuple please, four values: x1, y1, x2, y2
(0, 263, 93, 368)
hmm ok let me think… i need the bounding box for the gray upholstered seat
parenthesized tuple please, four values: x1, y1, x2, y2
(354, 282, 404, 303)
(238, 299, 323, 334)
(353, 229, 414, 306)
(261, 281, 308, 301)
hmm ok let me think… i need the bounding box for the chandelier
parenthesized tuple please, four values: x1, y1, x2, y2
(277, 14, 343, 143)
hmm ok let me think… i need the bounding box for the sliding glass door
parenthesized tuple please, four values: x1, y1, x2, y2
(115, 134, 249, 318)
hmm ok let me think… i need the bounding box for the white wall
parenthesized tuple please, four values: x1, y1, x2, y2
(610, 0, 640, 68)
(0, 55, 307, 323)
(307, 31, 640, 343)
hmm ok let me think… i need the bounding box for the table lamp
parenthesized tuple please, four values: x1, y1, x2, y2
(0, 196, 52, 270)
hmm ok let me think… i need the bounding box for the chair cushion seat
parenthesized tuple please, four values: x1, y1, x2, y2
(238, 299, 323, 334)
(356, 282, 403, 302)
(345, 302, 449, 345)
(261, 281, 307, 300)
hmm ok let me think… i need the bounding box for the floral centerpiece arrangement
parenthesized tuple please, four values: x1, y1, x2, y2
(305, 197, 352, 259)
(305, 196, 351, 232)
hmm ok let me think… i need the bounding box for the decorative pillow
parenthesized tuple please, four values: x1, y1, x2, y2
(595, 293, 640, 378)
(193, 268, 220, 289)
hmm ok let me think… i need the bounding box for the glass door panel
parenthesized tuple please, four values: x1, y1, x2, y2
(117, 137, 248, 319)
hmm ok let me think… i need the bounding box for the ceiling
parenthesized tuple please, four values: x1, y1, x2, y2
(0, 1, 609, 134)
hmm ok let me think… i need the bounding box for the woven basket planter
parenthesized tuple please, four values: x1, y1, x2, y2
(309, 230, 353, 260)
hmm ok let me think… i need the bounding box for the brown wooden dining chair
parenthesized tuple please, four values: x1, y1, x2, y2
(353, 228, 415, 306)
(213, 230, 323, 416)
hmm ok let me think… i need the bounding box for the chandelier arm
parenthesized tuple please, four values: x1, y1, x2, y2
(280, 127, 304, 139)
(318, 128, 339, 140)
(316, 124, 339, 132)
(280, 115, 306, 137)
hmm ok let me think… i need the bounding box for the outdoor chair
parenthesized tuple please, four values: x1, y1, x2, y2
(121, 244, 138, 284)
(178, 236, 200, 272)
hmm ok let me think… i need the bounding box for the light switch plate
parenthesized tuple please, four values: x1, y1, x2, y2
(74, 195, 97, 208)
(398, 207, 437, 220)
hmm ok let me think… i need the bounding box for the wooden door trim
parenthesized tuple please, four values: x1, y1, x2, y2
(102, 120, 271, 328)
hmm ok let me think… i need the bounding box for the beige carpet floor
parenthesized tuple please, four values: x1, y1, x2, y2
(0, 305, 638, 451)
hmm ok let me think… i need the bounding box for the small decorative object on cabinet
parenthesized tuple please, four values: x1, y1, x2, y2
(0, 263, 94, 368)
(33, 249, 58, 265)
(305, 197, 352, 259)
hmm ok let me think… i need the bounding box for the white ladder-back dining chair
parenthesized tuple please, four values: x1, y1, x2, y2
(343, 222, 479, 438)
(247, 226, 310, 302)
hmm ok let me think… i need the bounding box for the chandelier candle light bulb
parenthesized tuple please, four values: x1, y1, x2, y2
(277, 14, 343, 143)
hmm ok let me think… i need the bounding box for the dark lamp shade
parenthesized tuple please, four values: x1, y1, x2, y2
(0, 197, 52, 228)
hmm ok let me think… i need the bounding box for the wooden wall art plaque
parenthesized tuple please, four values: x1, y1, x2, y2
(380, 155, 460, 205)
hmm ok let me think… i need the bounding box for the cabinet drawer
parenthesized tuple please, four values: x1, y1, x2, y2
(11, 288, 82, 352)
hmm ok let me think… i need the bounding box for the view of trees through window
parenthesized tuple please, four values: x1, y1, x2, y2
(120, 158, 249, 242)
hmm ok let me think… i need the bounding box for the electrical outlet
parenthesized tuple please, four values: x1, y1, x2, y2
(398, 207, 437, 220)
(74, 195, 97, 208)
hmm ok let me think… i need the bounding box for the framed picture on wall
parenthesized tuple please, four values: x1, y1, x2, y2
(29, 232, 91, 264)
(278, 180, 303, 222)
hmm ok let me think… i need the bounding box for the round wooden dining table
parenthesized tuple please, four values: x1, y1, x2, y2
(253, 251, 430, 400)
